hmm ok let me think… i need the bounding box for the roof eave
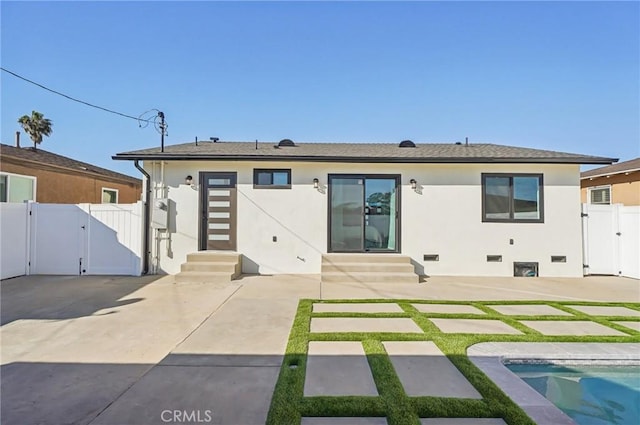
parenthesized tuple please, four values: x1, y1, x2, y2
(112, 154, 616, 165)
(581, 167, 640, 180)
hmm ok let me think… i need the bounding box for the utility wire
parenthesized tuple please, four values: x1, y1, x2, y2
(1, 67, 153, 123)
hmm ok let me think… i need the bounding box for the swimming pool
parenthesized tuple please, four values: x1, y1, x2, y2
(507, 363, 640, 425)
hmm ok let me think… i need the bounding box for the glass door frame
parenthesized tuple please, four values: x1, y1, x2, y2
(327, 174, 401, 253)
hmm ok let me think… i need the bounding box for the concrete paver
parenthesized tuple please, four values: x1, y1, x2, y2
(304, 341, 378, 396)
(313, 302, 403, 313)
(520, 320, 629, 336)
(310, 317, 423, 333)
(383, 341, 481, 398)
(430, 319, 522, 334)
(565, 305, 640, 317)
(302, 418, 388, 425)
(614, 321, 640, 332)
(488, 304, 572, 316)
(413, 304, 485, 315)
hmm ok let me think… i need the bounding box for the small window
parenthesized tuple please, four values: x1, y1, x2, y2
(423, 254, 439, 261)
(487, 255, 503, 262)
(253, 169, 291, 189)
(482, 174, 543, 223)
(588, 186, 611, 205)
(0, 172, 36, 203)
(0, 175, 7, 202)
(102, 188, 118, 203)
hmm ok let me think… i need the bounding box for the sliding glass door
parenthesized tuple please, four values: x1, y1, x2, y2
(329, 175, 400, 253)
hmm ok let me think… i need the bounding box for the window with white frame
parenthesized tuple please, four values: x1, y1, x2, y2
(0, 172, 36, 203)
(102, 188, 119, 203)
(589, 186, 611, 204)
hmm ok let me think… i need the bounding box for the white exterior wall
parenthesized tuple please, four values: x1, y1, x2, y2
(146, 161, 583, 277)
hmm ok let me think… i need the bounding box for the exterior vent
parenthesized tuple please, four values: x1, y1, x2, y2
(423, 254, 439, 261)
(487, 255, 502, 262)
(551, 256, 567, 263)
(278, 139, 296, 147)
(399, 140, 416, 148)
(514, 262, 538, 277)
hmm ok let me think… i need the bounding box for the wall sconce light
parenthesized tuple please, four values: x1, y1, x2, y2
(313, 178, 319, 189)
(410, 179, 417, 190)
(185, 175, 193, 185)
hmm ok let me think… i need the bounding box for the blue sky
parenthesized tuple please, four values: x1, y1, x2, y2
(2, 1, 638, 177)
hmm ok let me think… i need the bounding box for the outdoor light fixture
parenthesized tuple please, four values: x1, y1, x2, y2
(410, 179, 417, 190)
(185, 175, 193, 185)
(313, 178, 319, 189)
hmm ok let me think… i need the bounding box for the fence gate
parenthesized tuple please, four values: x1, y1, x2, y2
(30, 204, 88, 275)
(582, 203, 639, 279)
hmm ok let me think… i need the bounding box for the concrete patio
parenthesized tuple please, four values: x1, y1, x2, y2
(1, 273, 638, 425)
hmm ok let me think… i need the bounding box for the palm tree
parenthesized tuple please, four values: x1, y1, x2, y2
(18, 111, 53, 151)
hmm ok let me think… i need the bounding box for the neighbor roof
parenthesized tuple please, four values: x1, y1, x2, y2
(113, 140, 615, 164)
(580, 157, 640, 179)
(1, 143, 141, 185)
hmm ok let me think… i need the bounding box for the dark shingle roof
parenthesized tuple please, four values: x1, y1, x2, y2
(1, 144, 141, 185)
(113, 140, 615, 164)
(581, 157, 640, 179)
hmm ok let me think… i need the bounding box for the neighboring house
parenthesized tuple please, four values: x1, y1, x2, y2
(580, 157, 640, 206)
(1, 143, 141, 204)
(113, 140, 614, 278)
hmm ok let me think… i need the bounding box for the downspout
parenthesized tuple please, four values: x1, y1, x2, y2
(134, 160, 151, 275)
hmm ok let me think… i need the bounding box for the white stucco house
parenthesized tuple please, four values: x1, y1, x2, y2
(113, 139, 614, 279)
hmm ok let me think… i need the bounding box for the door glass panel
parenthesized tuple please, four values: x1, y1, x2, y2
(209, 212, 230, 219)
(208, 189, 230, 197)
(209, 201, 230, 207)
(365, 178, 397, 251)
(208, 178, 230, 185)
(208, 234, 230, 241)
(330, 178, 364, 251)
(208, 223, 230, 230)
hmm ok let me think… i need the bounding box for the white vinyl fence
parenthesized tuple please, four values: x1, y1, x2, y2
(1, 202, 143, 279)
(582, 203, 640, 279)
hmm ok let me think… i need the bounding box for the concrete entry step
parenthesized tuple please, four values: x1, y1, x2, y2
(180, 262, 238, 273)
(323, 253, 413, 264)
(175, 251, 242, 283)
(322, 262, 415, 273)
(321, 254, 418, 284)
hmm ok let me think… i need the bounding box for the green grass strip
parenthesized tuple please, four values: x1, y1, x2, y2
(267, 299, 640, 425)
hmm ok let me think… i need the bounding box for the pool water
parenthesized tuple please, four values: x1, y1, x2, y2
(507, 363, 640, 425)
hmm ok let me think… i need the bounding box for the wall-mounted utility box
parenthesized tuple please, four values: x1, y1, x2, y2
(151, 198, 169, 229)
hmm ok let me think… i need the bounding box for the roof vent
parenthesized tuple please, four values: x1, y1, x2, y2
(399, 140, 416, 148)
(278, 139, 296, 147)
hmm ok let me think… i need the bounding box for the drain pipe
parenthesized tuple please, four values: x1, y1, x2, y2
(134, 160, 151, 275)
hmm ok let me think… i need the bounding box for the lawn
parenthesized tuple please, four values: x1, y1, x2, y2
(266, 299, 640, 425)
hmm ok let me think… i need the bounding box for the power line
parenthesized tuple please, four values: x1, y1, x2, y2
(1, 67, 153, 123)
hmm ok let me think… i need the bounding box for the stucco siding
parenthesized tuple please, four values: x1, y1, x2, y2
(581, 172, 640, 206)
(1, 161, 141, 204)
(146, 161, 583, 277)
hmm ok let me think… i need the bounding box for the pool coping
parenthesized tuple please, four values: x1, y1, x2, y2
(467, 342, 640, 425)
